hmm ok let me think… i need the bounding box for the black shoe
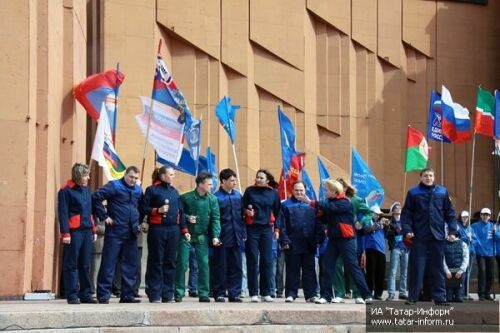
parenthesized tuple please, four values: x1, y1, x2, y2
(80, 298, 97, 304)
(276, 293, 283, 298)
(434, 300, 450, 306)
(199, 296, 211, 302)
(188, 291, 198, 297)
(174, 297, 183, 303)
(405, 299, 417, 305)
(398, 294, 408, 300)
(485, 296, 494, 301)
(98, 299, 109, 304)
(479, 297, 485, 301)
(229, 297, 243, 303)
(162, 298, 175, 303)
(67, 298, 80, 304)
(215, 296, 225, 302)
(374, 296, 383, 301)
(133, 293, 142, 298)
(119, 298, 141, 303)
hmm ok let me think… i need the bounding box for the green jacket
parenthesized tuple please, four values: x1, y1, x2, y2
(180, 189, 221, 239)
(351, 195, 372, 226)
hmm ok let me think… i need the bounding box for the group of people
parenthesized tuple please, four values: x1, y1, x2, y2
(58, 164, 499, 305)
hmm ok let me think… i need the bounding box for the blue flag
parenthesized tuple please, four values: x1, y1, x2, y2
(427, 90, 451, 143)
(495, 91, 500, 138)
(206, 146, 218, 193)
(301, 168, 317, 201)
(317, 157, 330, 201)
(157, 149, 208, 176)
(215, 96, 240, 144)
(278, 107, 297, 176)
(186, 119, 201, 170)
(351, 148, 384, 208)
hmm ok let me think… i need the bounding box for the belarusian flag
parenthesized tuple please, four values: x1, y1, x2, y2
(405, 126, 429, 172)
(474, 86, 495, 137)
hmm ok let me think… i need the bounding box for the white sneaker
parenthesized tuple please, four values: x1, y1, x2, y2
(285, 296, 294, 303)
(315, 297, 329, 304)
(263, 295, 274, 302)
(364, 297, 373, 304)
(355, 297, 365, 304)
(306, 296, 319, 303)
(332, 297, 345, 303)
(250, 295, 259, 303)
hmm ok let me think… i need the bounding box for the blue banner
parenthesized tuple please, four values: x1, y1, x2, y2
(301, 168, 317, 201)
(317, 157, 330, 201)
(215, 96, 240, 144)
(351, 148, 384, 208)
(206, 146, 218, 193)
(278, 107, 297, 176)
(427, 90, 451, 143)
(157, 149, 208, 176)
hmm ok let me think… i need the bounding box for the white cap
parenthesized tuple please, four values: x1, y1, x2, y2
(460, 210, 470, 217)
(370, 205, 383, 215)
(390, 201, 402, 212)
(480, 208, 491, 215)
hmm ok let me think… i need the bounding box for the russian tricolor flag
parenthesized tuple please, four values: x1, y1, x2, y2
(440, 85, 472, 144)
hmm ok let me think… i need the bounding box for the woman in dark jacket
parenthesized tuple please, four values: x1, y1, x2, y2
(142, 166, 184, 303)
(243, 169, 281, 302)
(297, 179, 373, 304)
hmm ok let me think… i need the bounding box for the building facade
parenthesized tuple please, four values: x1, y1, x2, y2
(0, 0, 499, 298)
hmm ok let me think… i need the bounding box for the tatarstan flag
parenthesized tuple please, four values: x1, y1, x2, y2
(474, 86, 495, 137)
(405, 126, 429, 172)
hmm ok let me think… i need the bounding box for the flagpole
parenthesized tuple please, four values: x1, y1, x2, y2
(140, 39, 163, 183)
(223, 97, 242, 192)
(440, 140, 444, 185)
(231, 143, 242, 192)
(403, 125, 410, 197)
(403, 173, 407, 198)
(468, 130, 477, 216)
(112, 62, 120, 144)
(195, 114, 202, 175)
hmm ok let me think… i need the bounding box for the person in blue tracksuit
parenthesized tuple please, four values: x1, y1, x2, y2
(211, 168, 245, 302)
(401, 168, 457, 305)
(93, 166, 143, 304)
(243, 169, 281, 303)
(471, 207, 496, 301)
(457, 210, 474, 299)
(297, 179, 373, 304)
(142, 166, 184, 303)
(58, 163, 97, 304)
(278, 181, 319, 303)
(363, 205, 389, 300)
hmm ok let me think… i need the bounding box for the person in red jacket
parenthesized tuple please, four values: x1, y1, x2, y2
(58, 163, 97, 304)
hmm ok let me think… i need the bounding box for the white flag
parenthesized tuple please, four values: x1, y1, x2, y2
(136, 96, 184, 165)
(91, 106, 126, 180)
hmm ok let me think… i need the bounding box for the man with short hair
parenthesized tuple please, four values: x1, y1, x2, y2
(211, 168, 245, 302)
(174, 172, 221, 302)
(401, 168, 457, 306)
(471, 207, 496, 301)
(93, 166, 143, 304)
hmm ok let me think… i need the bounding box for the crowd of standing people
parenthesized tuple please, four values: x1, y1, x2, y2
(58, 164, 499, 305)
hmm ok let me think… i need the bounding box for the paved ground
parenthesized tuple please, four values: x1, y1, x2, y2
(0, 292, 498, 332)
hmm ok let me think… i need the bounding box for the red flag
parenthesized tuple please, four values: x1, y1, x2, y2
(278, 152, 305, 200)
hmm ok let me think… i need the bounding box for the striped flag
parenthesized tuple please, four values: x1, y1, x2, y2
(91, 106, 126, 180)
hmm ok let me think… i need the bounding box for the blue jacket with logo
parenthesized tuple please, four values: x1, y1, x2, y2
(58, 180, 95, 238)
(471, 220, 495, 257)
(92, 178, 143, 239)
(142, 181, 185, 228)
(278, 196, 319, 254)
(401, 183, 457, 241)
(214, 188, 245, 248)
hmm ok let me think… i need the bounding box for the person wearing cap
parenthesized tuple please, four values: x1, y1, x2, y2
(363, 205, 389, 300)
(401, 168, 457, 306)
(471, 207, 496, 301)
(386, 202, 409, 301)
(457, 210, 475, 299)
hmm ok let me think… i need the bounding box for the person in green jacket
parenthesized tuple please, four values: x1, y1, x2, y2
(174, 172, 222, 302)
(332, 178, 372, 303)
